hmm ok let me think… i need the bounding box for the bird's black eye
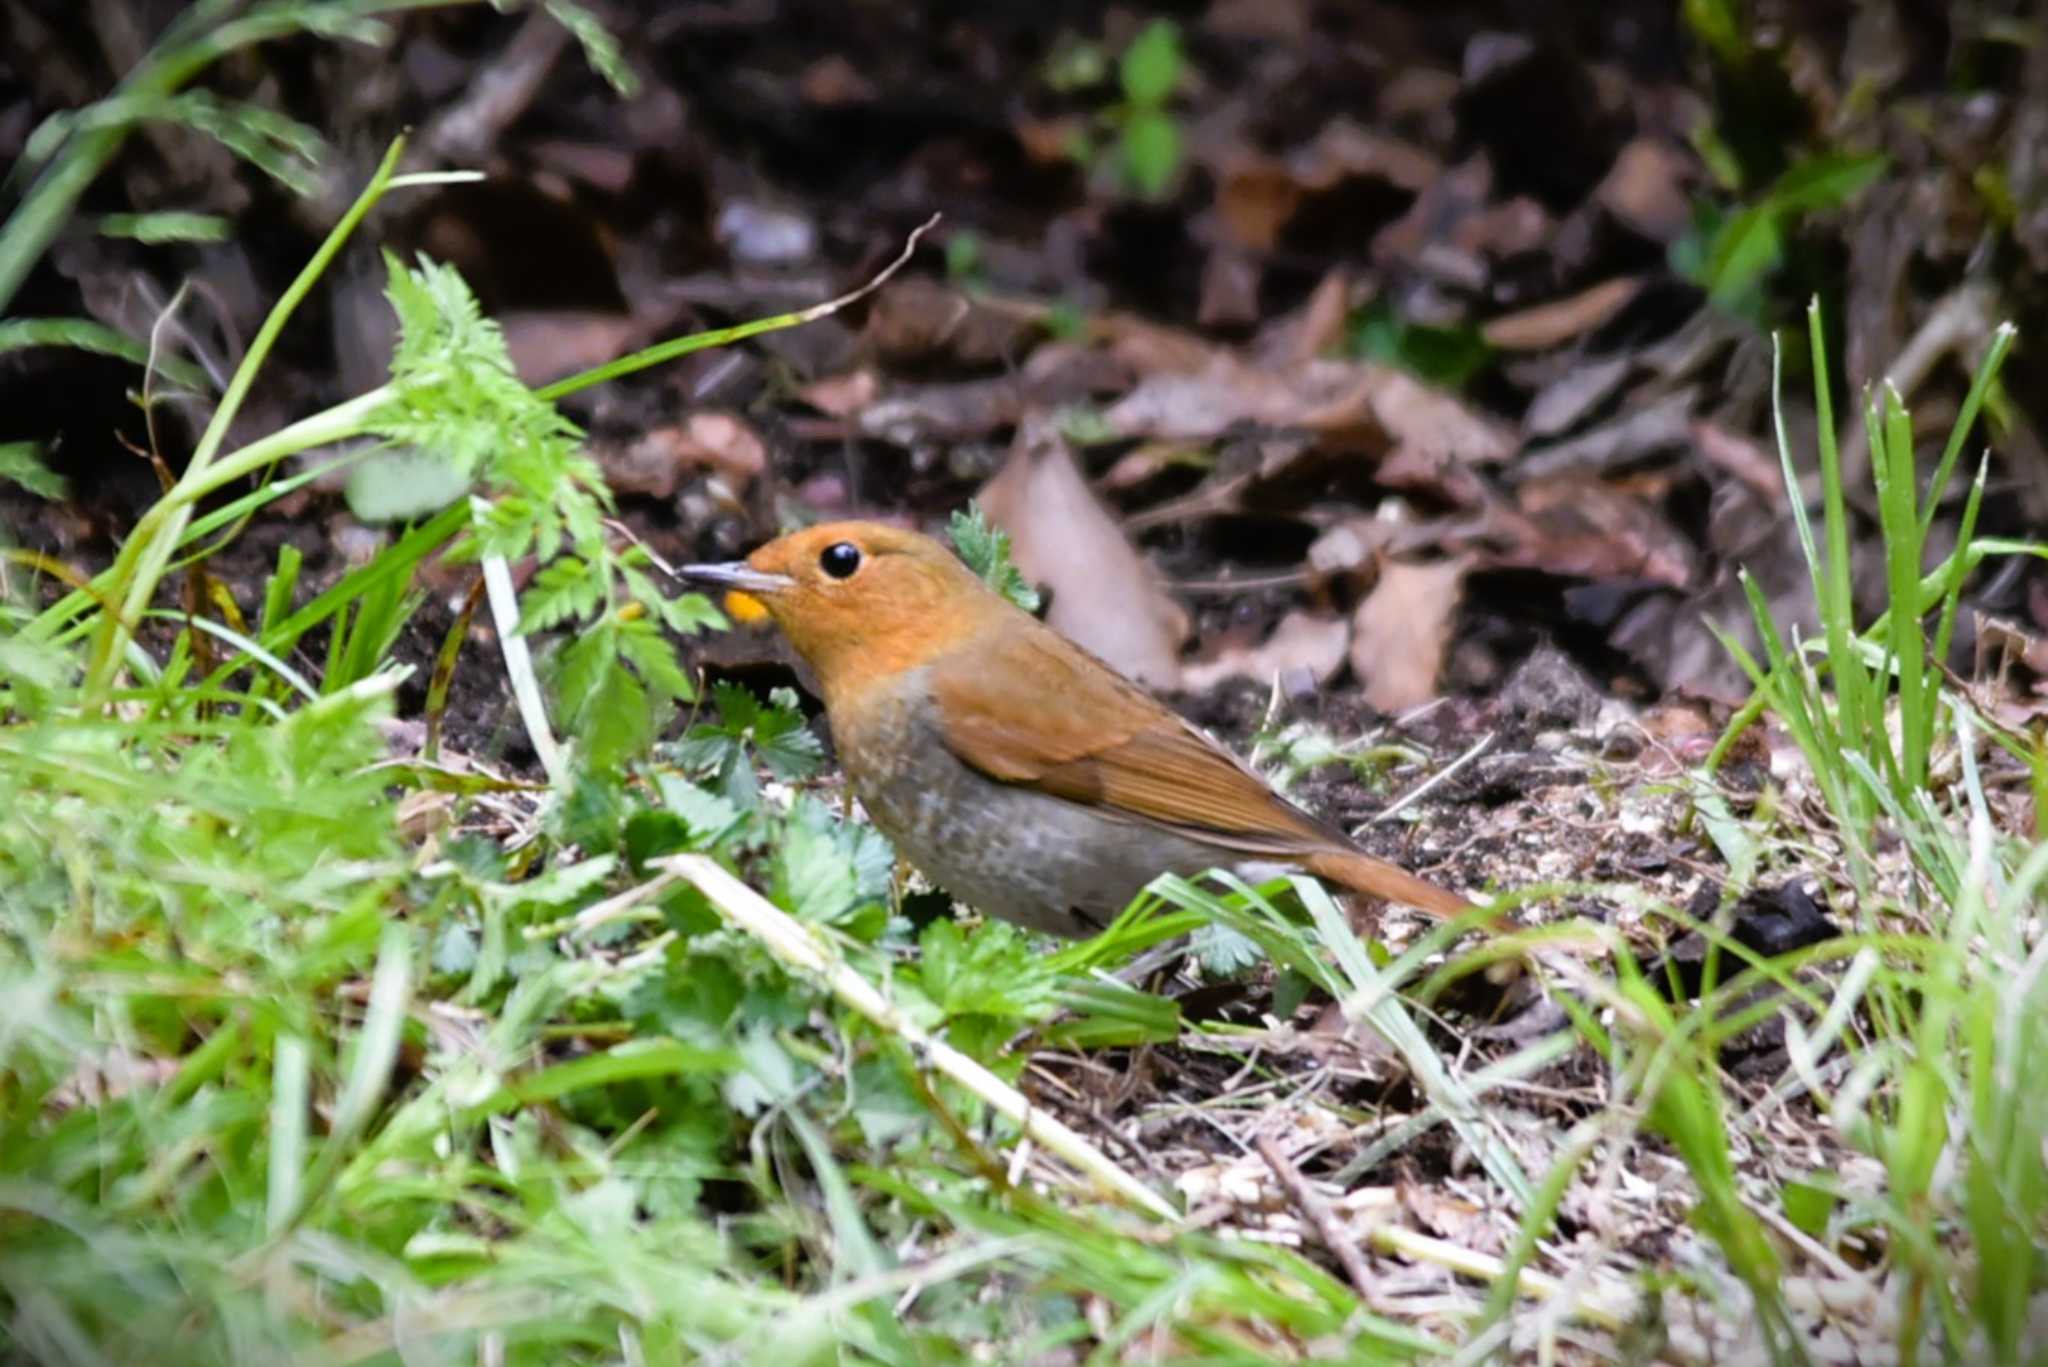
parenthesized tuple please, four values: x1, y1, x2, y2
(819, 542, 862, 579)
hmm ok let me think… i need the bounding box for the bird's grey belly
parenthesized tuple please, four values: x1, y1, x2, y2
(853, 742, 1236, 938)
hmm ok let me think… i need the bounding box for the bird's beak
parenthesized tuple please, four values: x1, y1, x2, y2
(675, 561, 794, 625)
(676, 561, 793, 595)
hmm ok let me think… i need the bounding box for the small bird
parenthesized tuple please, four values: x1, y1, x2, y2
(680, 521, 1477, 937)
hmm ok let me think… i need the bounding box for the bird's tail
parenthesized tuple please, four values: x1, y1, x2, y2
(1304, 848, 1488, 925)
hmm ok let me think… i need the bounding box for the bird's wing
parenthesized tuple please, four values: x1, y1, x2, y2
(928, 625, 1337, 856)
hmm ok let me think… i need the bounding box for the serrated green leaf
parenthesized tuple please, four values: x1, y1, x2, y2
(773, 816, 857, 923)
(554, 625, 618, 721)
(948, 503, 1040, 612)
(917, 919, 1059, 1022)
(521, 555, 601, 634)
(616, 614, 693, 704)
(582, 656, 653, 770)
(724, 1029, 804, 1116)
(711, 680, 762, 731)
(650, 772, 743, 843)
(749, 705, 824, 782)
(1191, 923, 1263, 976)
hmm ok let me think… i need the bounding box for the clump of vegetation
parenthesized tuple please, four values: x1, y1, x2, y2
(0, 83, 1436, 1367)
(1043, 18, 1186, 200)
(6, 5, 2048, 1362)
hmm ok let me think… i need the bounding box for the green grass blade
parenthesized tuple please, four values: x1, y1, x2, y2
(1918, 321, 2016, 542)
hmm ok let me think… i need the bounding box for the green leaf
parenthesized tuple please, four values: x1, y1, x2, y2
(0, 316, 212, 390)
(1190, 923, 1263, 976)
(1682, 0, 1748, 64)
(750, 687, 825, 781)
(616, 613, 694, 705)
(945, 231, 983, 282)
(489, 854, 617, 915)
(581, 653, 654, 769)
(1764, 153, 1889, 218)
(1042, 978, 1180, 1048)
(1781, 1179, 1838, 1239)
(773, 814, 858, 924)
(677, 682, 820, 798)
(1350, 302, 1494, 388)
(724, 1028, 805, 1115)
(0, 441, 69, 500)
(373, 250, 592, 564)
(344, 446, 475, 523)
(95, 211, 230, 243)
(655, 589, 727, 635)
(1700, 205, 1783, 307)
(543, 0, 640, 97)
(1118, 108, 1180, 200)
(1118, 20, 1182, 106)
(916, 919, 1059, 1022)
(1693, 155, 1887, 308)
(521, 555, 604, 634)
(948, 503, 1040, 612)
(622, 562, 725, 636)
(650, 771, 743, 844)
(1042, 36, 1109, 93)
(554, 623, 619, 722)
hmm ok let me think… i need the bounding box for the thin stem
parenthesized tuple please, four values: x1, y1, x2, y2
(82, 139, 408, 698)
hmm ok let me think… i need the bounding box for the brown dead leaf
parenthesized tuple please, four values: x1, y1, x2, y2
(797, 53, 875, 105)
(1182, 610, 1350, 693)
(1525, 355, 1632, 438)
(1205, 0, 1310, 40)
(1198, 246, 1263, 328)
(597, 426, 691, 498)
(858, 344, 1127, 448)
(596, 414, 768, 498)
(859, 378, 1022, 445)
(1518, 387, 1698, 481)
(1499, 474, 1698, 587)
(675, 412, 768, 488)
(1482, 276, 1643, 351)
(978, 421, 1188, 690)
(500, 310, 658, 387)
(1251, 269, 1354, 369)
(527, 139, 636, 194)
(1349, 555, 1469, 712)
(1105, 355, 1512, 469)
(1303, 120, 1441, 194)
(1372, 156, 1491, 278)
(1396, 1179, 1499, 1252)
(1208, 121, 1437, 256)
(1013, 112, 1087, 165)
(1099, 440, 1207, 491)
(1597, 136, 1695, 242)
(1215, 154, 1304, 252)
(1094, 313, 1219, 375)
(1690, 419, 1785, 500)
(863, 277, 1025, 366)
(1306, 517, 1404, 585)
(1363, 367, 1518, 470)
(1453, 194, 1552, 261)
(798, 369, 880, 417)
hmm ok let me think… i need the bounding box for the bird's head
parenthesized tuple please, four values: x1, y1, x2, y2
(679, 521, 1007, 704)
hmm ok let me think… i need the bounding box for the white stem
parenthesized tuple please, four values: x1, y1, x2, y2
(477, 516, 565, 788)
(659, 854, 1178, 1221)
